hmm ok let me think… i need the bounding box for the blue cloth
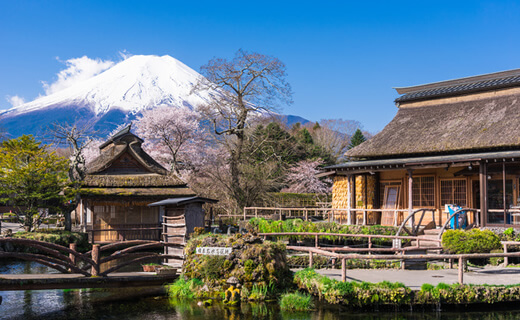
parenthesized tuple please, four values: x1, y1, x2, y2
(448, 205, 467, 229)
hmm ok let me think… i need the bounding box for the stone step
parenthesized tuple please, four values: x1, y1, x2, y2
(423, 229, 441, 236)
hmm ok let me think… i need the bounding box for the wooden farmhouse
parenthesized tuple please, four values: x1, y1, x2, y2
(327, 68, 520, 229)
(76, 125, 197, 243)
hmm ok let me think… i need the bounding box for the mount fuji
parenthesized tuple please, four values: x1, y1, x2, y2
(1, 55, 309, 138)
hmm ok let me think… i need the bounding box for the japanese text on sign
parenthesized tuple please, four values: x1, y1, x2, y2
(196, 247, 232, 255)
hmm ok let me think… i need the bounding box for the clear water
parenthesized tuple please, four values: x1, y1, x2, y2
(2, 260, 520, 320)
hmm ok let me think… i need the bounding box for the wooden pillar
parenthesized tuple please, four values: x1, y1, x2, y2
(352, 175, 356, 224)
(91, 244, 100, 276)
(315, 234, 319, 248)
(346, 175, 352, 225)
(458, 257, 464, 285)
(69, 243, 77, 272)
(503, 162, 507, 225)
(81, 199, 87, 233)
(309, 251, 313, 268)
(479, 161, 488, 227)
(341, 258, 346, 282)
(408, 169, 414, 226)
(363, 174, 368, 225)
(504, 243, 509, 267)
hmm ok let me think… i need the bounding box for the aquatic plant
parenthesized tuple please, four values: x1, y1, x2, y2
(167, 278, 203, 299)
(279, 292, 313, 311)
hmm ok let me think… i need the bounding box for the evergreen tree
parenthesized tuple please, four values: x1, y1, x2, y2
(348, 129, 366, 149)
(0, 135, 70, 231)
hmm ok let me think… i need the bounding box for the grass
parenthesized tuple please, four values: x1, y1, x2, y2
(167, 278, 203, 299)
(279, 292, 313, 311)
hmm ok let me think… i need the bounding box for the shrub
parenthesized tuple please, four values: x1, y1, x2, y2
(442, 229, 501, 254)
(280, 292, 313, 311)
(167, 278, 204, 299)
(13, 230, 90, 252)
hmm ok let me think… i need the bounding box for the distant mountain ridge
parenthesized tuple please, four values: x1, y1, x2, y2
(1, 54, 308, 137)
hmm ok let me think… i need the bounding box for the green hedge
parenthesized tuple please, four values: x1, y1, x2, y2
(441, 229, 501, 254)
(247, 218, 398, 246)
(295, 268, 520, 307)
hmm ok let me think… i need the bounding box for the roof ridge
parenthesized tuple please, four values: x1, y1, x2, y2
(395, 68, 520, 95)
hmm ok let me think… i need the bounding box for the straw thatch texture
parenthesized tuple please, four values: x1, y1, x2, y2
(346, 93, 520, 159)
(80, 187, 196, 197)
(83, 174, 186, 187)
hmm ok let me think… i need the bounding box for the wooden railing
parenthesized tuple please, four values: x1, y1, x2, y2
(259, 232, 442, 252)
(0, 238, 183, 277)
(288, 245, 520, 285)
(242, 207, 409, 225)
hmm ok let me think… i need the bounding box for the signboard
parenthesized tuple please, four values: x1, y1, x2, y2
(196, 247, 232, 256)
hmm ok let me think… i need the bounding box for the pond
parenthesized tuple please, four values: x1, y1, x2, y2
(2, 260, 520, 320)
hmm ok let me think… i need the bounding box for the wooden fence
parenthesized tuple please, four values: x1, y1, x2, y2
(242, 207, 409, 225)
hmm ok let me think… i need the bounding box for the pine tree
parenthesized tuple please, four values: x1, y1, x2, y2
(348, 129, 366, 149)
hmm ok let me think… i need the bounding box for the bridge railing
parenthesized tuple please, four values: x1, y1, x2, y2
(0, 238, 182, 277)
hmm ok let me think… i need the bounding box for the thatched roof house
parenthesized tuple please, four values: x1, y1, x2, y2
(327, 68, 520, 229)
(77, 125, 196, 242)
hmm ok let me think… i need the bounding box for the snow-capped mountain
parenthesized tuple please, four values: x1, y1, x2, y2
(0, 55, 216, 137)
(1, 54, 307, 138)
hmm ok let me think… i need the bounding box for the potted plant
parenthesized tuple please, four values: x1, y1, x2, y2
(142, 263, 160, 272)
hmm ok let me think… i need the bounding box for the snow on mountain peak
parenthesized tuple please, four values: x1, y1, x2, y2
(1, 54, 212, 118)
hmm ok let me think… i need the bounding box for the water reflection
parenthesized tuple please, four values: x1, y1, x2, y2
(3, 260, 520, 320)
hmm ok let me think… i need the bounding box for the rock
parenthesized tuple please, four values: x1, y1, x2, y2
(2, 229, 12, 237)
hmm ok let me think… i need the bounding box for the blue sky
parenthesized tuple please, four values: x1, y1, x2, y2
(2, 1, 520, 133)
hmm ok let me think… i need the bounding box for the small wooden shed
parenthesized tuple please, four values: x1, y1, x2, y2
(149, 196, 217, 265)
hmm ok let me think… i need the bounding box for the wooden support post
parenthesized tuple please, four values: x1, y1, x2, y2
(479, 161, 487, 227)
(363, 175, 368, 226)
(503, 162, 507, 225)
(458, 257, 464, 285)
(449, 258, 453, 269)
(341, 258, 346, 282)
(315, 234, 319, 248)
(69, 243, 76, 266)
(504, 243, 509, 267)
(347, 175, 352, 225)
(244, 208, 247, 220)
(305, 209, 308, 221)
(408, 169, 414, 227)
(368, 236, 372, 250)
(91, 244, 100, 277)
(309, 251, 313, 268)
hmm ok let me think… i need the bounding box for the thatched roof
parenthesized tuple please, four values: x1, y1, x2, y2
(83, 124, 190, 194)
(346, 91, 520, 159)
(83, 174, 186, 187)
(88, 125, 167, 175)
(81, 187, 196, 197)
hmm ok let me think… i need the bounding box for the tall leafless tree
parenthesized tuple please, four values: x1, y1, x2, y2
(192, 49, 292, 211)
(48, 121, 95, 230)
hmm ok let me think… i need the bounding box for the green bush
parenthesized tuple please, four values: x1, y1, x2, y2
(442, 229, 501, 254)
(295, 269, 520, 307)
(167, 278, 204, 299)
(13, 230, 90, 252)
(247, 218, 398, 246)
(279, 292, 313, 311)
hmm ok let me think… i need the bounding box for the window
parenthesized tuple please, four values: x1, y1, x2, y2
(380, 181, 401, 206)
(412, 176, 435, 207)
(440, 179, 467, 207)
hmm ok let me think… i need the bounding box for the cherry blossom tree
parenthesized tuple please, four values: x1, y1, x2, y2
(281, 159, 331, 194)
(134, 105, 205, 174)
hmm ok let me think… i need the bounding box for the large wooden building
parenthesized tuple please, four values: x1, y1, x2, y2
(328, 69, 520, 229)
(76, 125, 197, 242)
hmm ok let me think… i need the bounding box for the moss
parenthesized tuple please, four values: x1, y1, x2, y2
(182, 233, 291, 295)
